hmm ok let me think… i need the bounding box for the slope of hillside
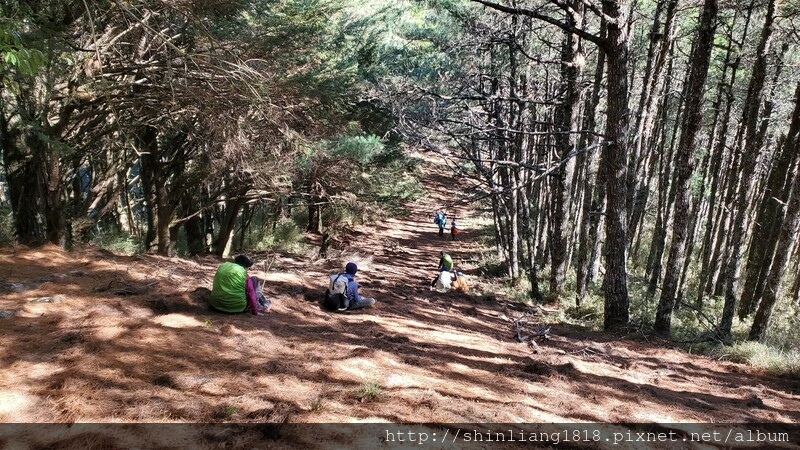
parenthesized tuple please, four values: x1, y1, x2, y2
(0, 153, 798, 449)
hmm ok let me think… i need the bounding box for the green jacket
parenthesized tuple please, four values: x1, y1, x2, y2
(210, 262, 247, 312)
(439, 254, 453, 271)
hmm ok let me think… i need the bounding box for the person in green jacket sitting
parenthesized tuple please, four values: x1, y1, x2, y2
(210, 255, 271, 315)
(430, 251, 454, 288)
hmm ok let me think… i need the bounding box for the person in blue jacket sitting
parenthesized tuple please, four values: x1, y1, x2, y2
(335, 262, 376, 310)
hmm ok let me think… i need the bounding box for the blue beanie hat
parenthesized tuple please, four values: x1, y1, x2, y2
(345, 262, 358, 275)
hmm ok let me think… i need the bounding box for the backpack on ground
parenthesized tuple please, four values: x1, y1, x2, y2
(452, 272, 469, 292)
(323, 274, 350, 311)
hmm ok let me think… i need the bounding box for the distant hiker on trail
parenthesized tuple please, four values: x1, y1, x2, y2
(433, 211, 447, 237)
(210, 254, 272, 316)
(323, 262, 376, 311)
(450, 218, 459, 241)
(431, 251, 455, 289)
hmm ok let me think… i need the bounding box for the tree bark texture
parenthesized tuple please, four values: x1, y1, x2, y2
(550, 0, 582, 294)
(575, 31, 606, 304)
(738, 43, 793, 319)
(720, 0, 777, 339)
(654, 0, 718, 335)
(601, 0, 631, 330)
(749, 84, 800, 341)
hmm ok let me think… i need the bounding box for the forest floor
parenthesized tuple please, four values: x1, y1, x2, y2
(0, 153, 799, 450)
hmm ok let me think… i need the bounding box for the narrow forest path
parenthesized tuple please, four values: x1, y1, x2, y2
(0, 152, 799, 449)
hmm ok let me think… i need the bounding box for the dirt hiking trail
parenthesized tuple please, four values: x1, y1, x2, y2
(0, 153, 798, 449)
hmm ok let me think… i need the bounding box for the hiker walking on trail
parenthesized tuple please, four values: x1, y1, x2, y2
(210, 255, 272, 316)
(434, 211, 447, 237)
(450, 218, 459, 241)
(324, 262, 376, 311)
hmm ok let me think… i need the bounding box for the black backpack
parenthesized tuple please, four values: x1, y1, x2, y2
(323, 274, 350, 311)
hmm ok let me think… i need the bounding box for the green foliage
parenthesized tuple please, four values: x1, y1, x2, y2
(354, 381, 383, 402)
(0, 205, 15, 246)
(0, 21, 46, 79)
(91, 229, 143, 256)
(712, 342, 800, 377)
(689, 171, 706, 196)
(252, 220, 309, 254)
(757, 300, 800, 352)
(213, 404, 239, 419)
(564, 301, 603, 329)
(356, 152, 425, 213)
(322, 194, 369, 227)
(331, 135, 384, 164)
(338, 0, 471, 85)
(371, 169, 426, 210)
(475, 252, 507, 278)
(308, 134, 425, 226)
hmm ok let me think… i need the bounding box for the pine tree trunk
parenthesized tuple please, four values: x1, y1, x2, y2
(676, 194, 705, 306)
(507, 29, 522, 284)
(41, 151, 64, 246)
(185, 215, 206, 256)
(720, 0, 777, 339)
(749, 83, 800, 341)
(307, 175, 323, 234)
(2, 134, 43, 245)
(491, 192, 507, 259)
(214, 195, 246, 258)
(550, 1, 582, 294)
(521, 167, 543, 301)
(696, 6, 753, 305)
(600, 0, 631, 330)
(138, 128, 160, 253)
(738, 43, 792, 319)
(792, 251, 800, 305)
(646, 67, 683, 295)
(627, 0, 678, 246)
(1, 100, 54, 246)
(654, 0, 718, 335)
(155, 167, 177, 257)
(575, 34, 606, 304)
(156, 204, 175, 256)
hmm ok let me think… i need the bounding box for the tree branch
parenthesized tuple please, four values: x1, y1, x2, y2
(471, 0, 606, 46)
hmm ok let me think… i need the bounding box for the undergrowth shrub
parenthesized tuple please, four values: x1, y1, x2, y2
(349, 149, 425, 217)
(758, 300, 800, 352)
(468, 216, 497, 247)
(354, 381, 383, 402)
(253, 220, 308, 254)
(324, 192, 373, 227)
(92, 229, 143, 255)
(0, 205, 14, 246)
(564, 301, 603, 329)
(712, 341, 800, 377)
